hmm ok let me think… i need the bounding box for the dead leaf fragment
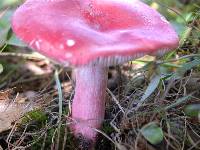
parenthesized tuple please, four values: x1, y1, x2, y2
(0, 89, 11, 101)
(0, 90, 35, 133)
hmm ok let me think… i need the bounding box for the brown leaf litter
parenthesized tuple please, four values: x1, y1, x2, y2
(0, 89, 39, 133)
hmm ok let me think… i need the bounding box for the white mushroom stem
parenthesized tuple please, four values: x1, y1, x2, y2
(72, 65, 108, 141)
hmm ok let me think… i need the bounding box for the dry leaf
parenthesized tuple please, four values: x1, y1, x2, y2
(0, 89, 11, 101)
(0, 90, 35, 133)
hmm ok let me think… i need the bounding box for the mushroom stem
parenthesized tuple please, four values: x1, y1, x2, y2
(72, 65, 108, 142)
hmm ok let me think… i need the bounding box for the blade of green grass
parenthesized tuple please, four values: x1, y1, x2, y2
(165, 95, 192, 110)
(136, 75, 161, 110)
(54, 69, 63, 150)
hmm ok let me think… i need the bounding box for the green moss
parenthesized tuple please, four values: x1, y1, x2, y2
(22, 109, 47, 127)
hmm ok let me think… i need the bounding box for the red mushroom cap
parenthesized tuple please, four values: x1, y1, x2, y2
(12, 0, 179, 66)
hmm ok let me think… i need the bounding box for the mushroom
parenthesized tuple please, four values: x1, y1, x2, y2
(12, 0, 179, 147)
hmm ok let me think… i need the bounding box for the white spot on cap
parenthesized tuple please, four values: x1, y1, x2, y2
(33, 39, 43, 50)
(161, 16, 169, 24)
(59, 44, 64, 49)
(35, 41, 41, 49)
(66, 39, 75, 47)
(65, 53, 73, 58)
(29, 39, 36, 46)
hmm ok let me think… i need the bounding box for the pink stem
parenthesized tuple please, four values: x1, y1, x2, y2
(71, 65, 108, 141)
